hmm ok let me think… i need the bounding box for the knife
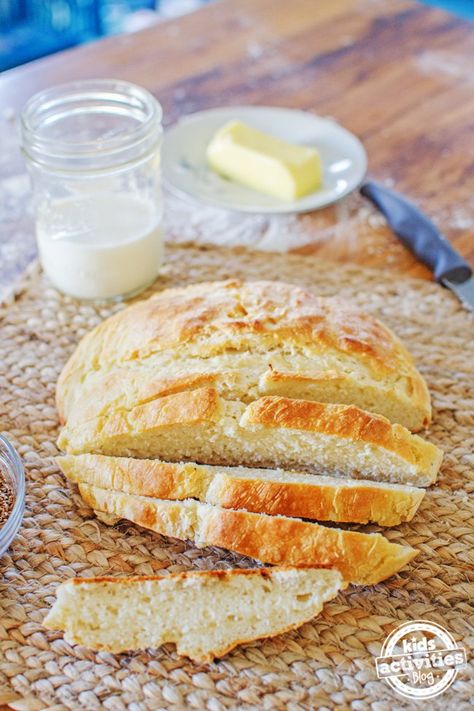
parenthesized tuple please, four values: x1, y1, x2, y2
(360, 180, 474, 314)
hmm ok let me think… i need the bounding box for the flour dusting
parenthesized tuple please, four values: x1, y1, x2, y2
(164, 185, 388, 252)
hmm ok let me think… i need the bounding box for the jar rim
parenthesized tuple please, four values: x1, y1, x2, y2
(21, 79, 162, 171)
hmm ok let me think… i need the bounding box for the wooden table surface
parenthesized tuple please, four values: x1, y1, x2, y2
(0, 0, 473, 706)
(0, 0, 473, 295)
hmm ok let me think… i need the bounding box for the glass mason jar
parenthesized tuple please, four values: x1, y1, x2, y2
(21, 79, 163, 300)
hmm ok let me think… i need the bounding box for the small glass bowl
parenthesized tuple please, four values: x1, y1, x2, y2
(0, 434, 25, 558)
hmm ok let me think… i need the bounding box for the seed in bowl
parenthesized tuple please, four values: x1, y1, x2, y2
(0, 471, 14, 527)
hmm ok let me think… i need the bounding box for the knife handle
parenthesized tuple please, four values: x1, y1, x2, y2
(361, 180, 472, 284)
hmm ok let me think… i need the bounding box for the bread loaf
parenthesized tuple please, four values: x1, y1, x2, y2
(77, 484, 418, 584)
(58, 454, 425, 526)
(44, 567, 344, 661)
(57, 280, 431, 432)
(58, 394, 442, 486)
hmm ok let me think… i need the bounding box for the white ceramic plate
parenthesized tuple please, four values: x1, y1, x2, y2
(162, 106, 367, 214)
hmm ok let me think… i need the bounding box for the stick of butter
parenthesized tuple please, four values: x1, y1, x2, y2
(206, 120, 322, 201)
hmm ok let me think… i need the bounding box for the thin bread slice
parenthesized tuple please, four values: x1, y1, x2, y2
(44, 567, 344, 661)
(58, 394, 442, 486)
(78, 484, 418, 585)
(56, 280, 431, 432)
(58, 454, 425, 526)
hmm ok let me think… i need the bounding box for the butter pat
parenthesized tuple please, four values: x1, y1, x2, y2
(206, 120, 322, 201)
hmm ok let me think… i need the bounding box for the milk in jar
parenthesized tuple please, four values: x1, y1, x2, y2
(37, 194, 163, 300)
(21, 80, 163, 300)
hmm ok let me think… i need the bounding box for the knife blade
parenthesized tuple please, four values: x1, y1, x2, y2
(360, 180, 474, 314)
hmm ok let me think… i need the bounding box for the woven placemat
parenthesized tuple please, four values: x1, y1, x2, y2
(0, 244, 473, 711)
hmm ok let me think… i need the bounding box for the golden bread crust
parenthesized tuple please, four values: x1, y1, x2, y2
(56, 280, 431, 430)
(99, 387, 221, 437)
(78, 484, 418, 585)
(66, 372, 219, 426)
(261, 367, 344, 385)
(58, 388, 442, 485)
(58, 454, 425, 526)
(200, 507, 417, 586)
(60, 455, 204, 499)
(61, 567, 284, 586)
(241, 396, 437, 467)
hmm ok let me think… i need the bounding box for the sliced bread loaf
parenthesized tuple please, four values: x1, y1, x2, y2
(77, 484, 418, 584)
(58, 454, 425, 526)
(58, 394, 442, 486)
(44, 567, 344, 661)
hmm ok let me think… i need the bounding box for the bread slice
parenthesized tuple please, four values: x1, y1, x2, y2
(44, 567, 344, 661)
(77, 484, 418, 585)
(56, 280, 431, 432)
(58, 394, 442, 486)
(58, 454, 425, 526)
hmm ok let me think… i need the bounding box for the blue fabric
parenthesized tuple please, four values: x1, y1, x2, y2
(1, 1, 473, 73)
(421, 1, 474, 20)
(0, 0, 104, 70)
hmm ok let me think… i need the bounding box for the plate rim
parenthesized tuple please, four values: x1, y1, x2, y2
(162, 105, 368, 214)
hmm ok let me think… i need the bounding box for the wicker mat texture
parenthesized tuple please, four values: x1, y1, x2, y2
(0, 245, 473, 711)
